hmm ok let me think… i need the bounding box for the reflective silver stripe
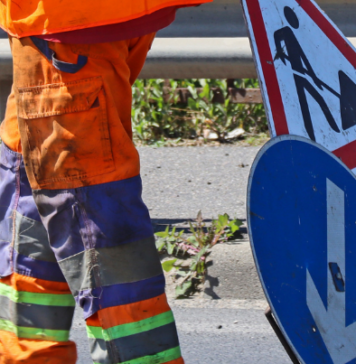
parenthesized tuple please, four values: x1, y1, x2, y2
(0, 294, 74, 331)
(14, 211, 56, 262)
(88, 338, 112, 364)
(59, 236, 162, 296)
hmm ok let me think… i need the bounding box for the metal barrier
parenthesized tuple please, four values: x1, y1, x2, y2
(0, 0, 356, 117)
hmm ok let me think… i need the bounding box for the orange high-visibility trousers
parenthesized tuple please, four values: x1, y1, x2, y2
(0, 34, 184, 364)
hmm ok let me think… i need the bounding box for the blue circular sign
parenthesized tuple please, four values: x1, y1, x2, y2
(248, 135, 356, 364)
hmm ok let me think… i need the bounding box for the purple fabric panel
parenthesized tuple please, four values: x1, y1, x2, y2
(76, 274, 165, 319)
(13, 250, 66, 282)
(0, 240, 12, 277)
(0, 142, 20, 170)
(1, 143, 41, 222)
(17, 168, 41, 222)
(79, 175, 153, 248)
(35, 191, 85, 259)
(0, 143, 18, 221)
(0, 214, 12, 277)
(0, 143, 18, 277)
(17, 195, 42, 222)
(33, 175, 153, 261)
(0, 144, 62, 280)
(18, 151, 42, 222)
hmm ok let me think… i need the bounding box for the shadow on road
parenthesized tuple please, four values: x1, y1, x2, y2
(204, 273, 221, 299)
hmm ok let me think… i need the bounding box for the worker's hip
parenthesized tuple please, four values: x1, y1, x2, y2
(1, 34, 155, 190)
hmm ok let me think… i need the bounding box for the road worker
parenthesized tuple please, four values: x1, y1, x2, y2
(0, 1, 212, 363)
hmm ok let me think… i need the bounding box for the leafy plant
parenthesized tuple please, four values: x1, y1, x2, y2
(155, 211, 242, 298)
(132, 79, 268, 145)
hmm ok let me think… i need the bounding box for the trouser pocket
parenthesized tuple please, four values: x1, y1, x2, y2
(17, 76, 115, 189)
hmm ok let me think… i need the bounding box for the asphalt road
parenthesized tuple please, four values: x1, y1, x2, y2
(69, 145, 292, 363)
(139, 145, 260, 222)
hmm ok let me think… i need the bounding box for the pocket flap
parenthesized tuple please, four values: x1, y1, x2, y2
(17, 76, 103, 119)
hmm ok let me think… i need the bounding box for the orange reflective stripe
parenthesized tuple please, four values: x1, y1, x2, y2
(86, 312, 102, 328)
(0, 330, 77, 364)
(0, 0, 212, 38)
(86, 293, 172, 329)
(0, 273, 71, 295)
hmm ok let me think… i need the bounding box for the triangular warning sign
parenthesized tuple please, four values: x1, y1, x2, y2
(241, 0, 356, 173)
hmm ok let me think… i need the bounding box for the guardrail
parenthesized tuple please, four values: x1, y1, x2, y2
(0, 0, 356, 118)
(144, 84, 263, 104)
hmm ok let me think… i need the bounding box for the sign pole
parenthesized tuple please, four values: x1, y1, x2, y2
(265, 307, 300, 364)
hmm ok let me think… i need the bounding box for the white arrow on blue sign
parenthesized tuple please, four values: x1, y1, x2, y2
(248, 135, 356, 364)
(307, 179, 356, 364)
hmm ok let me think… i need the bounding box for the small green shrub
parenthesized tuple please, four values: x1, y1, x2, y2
(132, 79, 268, 144)
(155, 211, 242, 298)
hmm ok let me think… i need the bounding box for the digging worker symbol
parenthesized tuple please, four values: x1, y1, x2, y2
(273, 6, 356, 141)
(274, 6, 341, 141)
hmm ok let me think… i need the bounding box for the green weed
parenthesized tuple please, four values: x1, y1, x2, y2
(155, 211, 242, 298)
(132, 79, 268, 145)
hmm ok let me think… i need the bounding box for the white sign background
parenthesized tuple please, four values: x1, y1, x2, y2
(244, 0, 356, 172)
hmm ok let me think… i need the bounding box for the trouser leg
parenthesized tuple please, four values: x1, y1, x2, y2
(33, 179, 184, 364)
(86, 299, 183, 364)
(0, 143, 77, 364)
(0, 121, 184, 364)
(2, 34, 185, 363)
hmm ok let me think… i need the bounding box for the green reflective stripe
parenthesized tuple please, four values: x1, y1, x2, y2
(86, 325, 104, 340)
(0, 294, 75, 331)
(0, 282, 75, 307)
(93, 346, 182, 364)
(86, 311, 175, 341)
(0, 318, 70, 342)
(121, 346, 182, 364)
(107, 311, 175, 340)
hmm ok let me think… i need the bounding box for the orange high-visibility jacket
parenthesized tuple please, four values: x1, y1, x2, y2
(0, 0, 213, 38)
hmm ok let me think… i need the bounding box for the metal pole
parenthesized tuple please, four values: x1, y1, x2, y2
(265, 307, 301, 364)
